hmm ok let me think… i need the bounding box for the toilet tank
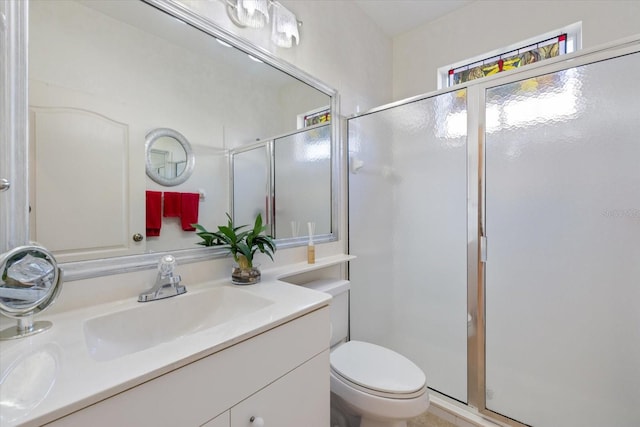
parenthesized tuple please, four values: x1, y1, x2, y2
(303, 279, 350, 347)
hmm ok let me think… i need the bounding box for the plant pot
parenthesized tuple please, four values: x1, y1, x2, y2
(231, 264, 261, 285)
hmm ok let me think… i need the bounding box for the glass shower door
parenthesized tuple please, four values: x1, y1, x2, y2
(273, 124, 331, 239)
(348, 90, 468, 402)
(484, 52, 640, 426)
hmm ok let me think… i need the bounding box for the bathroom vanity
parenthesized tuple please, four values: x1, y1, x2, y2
(0, 256, 355, 427)
(46, 306, 329, 427)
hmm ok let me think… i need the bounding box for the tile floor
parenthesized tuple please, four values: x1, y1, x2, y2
(408, 412, 457, 427)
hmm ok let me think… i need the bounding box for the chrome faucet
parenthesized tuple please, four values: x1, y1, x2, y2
(138, 255, 186, 302)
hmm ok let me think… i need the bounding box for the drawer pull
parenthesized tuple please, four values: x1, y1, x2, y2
(249, 416, 264, 426)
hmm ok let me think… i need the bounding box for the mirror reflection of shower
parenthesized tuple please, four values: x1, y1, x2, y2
(349, 157, 401, 184)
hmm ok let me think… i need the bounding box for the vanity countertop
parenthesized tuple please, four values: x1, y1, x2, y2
(0, 255, 352, 427)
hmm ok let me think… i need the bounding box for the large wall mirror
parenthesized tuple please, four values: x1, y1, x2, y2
(3, 0, 338, 279)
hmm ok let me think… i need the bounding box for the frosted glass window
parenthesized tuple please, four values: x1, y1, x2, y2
(348, 90, 468, 402)
(484, 52, 640, 426)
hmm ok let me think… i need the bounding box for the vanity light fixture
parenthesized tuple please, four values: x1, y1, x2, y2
(271, 1, 299, 48)
(226, 0, 269, 28)
(239, 0, 269, 28)
(225, 0, 301, 47)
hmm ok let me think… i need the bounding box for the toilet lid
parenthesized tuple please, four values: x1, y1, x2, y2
(330, 341, 426, 396)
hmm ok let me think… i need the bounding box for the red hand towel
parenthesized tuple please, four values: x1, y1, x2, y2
(146, 191, 162, 237)
(163, 192, 181, 217)
(180, 192, 200, 231)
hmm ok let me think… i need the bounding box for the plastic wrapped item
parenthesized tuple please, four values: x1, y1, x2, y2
(7, 253, 55, 287)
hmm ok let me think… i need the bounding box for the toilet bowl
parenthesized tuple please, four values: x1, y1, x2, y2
(303, 279, 429, 427)
(330, 340, 429, 427)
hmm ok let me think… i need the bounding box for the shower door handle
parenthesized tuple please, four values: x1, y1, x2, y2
(480, 236, 487, 263)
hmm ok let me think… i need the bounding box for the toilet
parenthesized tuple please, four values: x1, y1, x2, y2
(304, 279, 429, 427)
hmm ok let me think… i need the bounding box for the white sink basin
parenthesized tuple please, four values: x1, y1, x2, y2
(83, 286, 273, 361)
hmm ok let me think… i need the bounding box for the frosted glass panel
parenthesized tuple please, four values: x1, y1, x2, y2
(274, 124, 331, 238)
(485, 52, 640, 426)
(233, 146, 269, 228)
(348, 91, 468, 402)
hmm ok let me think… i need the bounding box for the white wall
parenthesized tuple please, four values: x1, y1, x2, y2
(393, 0, 640, 100)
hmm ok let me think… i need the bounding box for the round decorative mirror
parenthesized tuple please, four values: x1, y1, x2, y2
(0, 245, 63, 340)
(145, 128, 195, 186)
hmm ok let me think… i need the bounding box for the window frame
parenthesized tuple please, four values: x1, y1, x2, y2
(437, 22, 582, 89)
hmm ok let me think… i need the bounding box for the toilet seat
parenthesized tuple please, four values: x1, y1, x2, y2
(330, 341, 426, 399)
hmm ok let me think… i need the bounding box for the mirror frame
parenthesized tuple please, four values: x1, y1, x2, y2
(2, 0, 340, 281)
(145, 128, 195, 186)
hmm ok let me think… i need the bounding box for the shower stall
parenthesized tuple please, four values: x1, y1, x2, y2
(347, 37, 640, 426)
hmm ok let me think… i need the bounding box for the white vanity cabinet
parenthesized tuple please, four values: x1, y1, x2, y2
(202, 412, 230, 427)
(228, 349, 328, 427)
(201, 350, 328, 427)
(45, 307, 330, 427)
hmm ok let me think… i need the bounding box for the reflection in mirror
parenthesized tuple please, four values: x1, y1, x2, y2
(274, 124, 331, 238)
(21, 0, 337, 279)
(0, 343, 60, 422)
(0, 245, 63, 340)
(230, 122, 332, 240)
(231, 144, 272, 234)
(145, 128, 195, 186)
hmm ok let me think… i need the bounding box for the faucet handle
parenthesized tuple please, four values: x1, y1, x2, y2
(158, 255, 177, 277)
(138, 254, 185, 302)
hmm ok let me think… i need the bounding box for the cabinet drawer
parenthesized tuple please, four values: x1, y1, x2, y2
(231, 350, 329, 427)
(201, 411, 229, 427)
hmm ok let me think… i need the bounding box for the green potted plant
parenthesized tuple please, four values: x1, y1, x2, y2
(192, 213, 276, 285)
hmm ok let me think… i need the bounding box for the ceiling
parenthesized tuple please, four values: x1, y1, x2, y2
(353, 0, 474, 37)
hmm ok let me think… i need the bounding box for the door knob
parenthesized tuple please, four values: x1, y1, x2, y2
(132, 233, 144, 242)
(0, 178, 10, 192)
